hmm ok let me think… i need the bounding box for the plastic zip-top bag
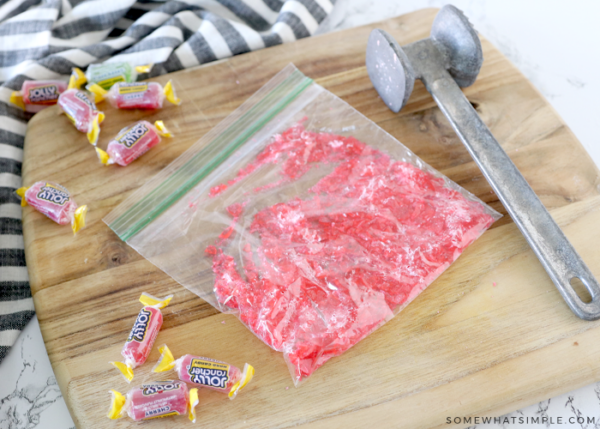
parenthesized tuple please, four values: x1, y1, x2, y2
(105, 64, 501, 386)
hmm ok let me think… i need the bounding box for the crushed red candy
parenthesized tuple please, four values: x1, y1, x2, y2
(207, 122, 496, 383)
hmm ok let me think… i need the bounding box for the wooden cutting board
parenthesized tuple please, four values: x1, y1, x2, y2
(22, 8, 600, 429)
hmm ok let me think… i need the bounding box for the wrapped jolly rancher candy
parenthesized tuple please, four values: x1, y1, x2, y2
(10, 80, 68, 113)
(108, 380, 199, 422)
(96, 120, 172, 167)
(88, 80, 181, 110)
(58, 68, 104, 144)
(153, 344, 255, 400)
(16, 182, 87, 234)
(82, 62, 152, 90)
(111, 293, 173, 383)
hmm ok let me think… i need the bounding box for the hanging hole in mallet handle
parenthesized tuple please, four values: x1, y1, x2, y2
(570, 277, 593, 303)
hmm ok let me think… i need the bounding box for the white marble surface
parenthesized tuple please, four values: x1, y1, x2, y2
(2, 1, 600, 428)
(0, 316, 74, 429)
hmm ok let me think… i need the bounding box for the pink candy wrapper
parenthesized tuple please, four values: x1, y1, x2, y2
(16, 181, 87, 234)
(153, 344, 255, 400)
(96, 120, 172, 166)
(107, 381, 198, 422)
(110, 293, 172, 382)
(10, 80, 68, 112)
(88, 80, 180, 110)
(58, 89, 104, 144)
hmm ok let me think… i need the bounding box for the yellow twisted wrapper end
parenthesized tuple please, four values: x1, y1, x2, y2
(68, 68, 86, 90)
(87, 84, 107, 103)
(228, 363, 255, 400)
(189, 388, 199, 422)
(152, 344, 176, 373)
(163, 80, 181, 106)
(87, 113, 103, 145)
(16, 187, 29, 207)
(72, 205, 87, 234)
(139, 292, 173, 309)
(135, 64, 152, 73)
(95, 147, 111, 165)
(110, 361, 134, 383)
(107, 389, 125, 420)
(10, 92, 25, 110)
(153, 120, 172, 138)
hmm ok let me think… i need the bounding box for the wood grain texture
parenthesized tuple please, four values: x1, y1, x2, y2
(22, 8, 600, 428)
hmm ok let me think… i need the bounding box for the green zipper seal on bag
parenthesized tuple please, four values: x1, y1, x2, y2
(109, 69, 313, 241)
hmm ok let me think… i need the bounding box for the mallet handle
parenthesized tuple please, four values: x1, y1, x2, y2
(427, 73, 600, 320)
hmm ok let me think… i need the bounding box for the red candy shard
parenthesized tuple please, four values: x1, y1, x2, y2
(207, 123, 497, 384)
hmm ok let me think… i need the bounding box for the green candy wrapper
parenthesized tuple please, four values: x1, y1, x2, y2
(85, 62, 152, 90)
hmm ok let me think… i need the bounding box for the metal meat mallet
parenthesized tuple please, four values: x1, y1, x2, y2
(365, 5, 600, 320)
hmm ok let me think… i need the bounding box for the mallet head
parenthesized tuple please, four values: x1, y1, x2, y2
(365, 29, 415, 113)
(366, 5, 483, 113)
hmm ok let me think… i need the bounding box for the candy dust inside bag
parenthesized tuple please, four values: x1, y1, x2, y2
(105, 64, 500, 386)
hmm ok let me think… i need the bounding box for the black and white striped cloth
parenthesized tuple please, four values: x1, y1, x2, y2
(0, 0, 336, 363)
